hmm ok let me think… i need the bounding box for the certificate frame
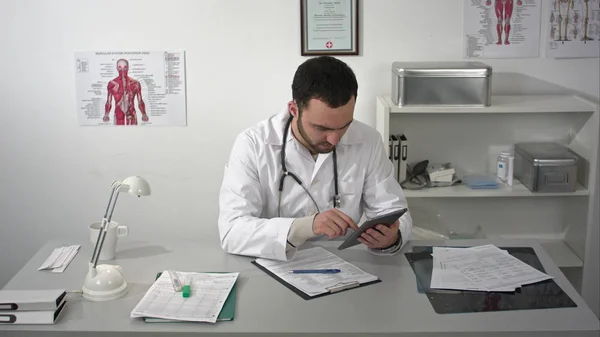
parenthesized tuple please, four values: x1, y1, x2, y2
(300, 0, 359, 56)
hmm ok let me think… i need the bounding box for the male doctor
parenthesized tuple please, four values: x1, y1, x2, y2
(218, 56, 412, 261)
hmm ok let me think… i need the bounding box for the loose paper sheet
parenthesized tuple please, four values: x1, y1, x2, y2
(38, 245, 80, 273)
(430, 245, 553, 292)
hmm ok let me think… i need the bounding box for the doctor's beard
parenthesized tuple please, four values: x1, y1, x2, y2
(296, 114, 335, 154)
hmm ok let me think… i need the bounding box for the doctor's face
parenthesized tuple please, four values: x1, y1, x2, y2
(295, 98, 355, 154)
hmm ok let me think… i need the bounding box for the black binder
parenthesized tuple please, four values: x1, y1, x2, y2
(251, 260, 381, 300)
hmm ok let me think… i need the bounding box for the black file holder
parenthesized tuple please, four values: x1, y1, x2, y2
(405, 246, 577, 314)
(251, 261, 381, 300)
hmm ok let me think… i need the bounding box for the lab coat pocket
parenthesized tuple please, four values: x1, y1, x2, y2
(336, 180, 363, 224)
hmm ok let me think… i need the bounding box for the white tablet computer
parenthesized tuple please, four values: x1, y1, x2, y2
(338, 208, 408, 250)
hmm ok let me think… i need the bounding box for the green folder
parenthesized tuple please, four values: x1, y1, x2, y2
(142, 272, 236, 323)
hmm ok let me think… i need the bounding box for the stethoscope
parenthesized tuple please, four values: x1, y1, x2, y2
(278, 114, 340, 217)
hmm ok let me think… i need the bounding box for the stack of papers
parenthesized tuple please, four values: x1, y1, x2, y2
(38, 245, 80, 273)
(130, 271, 238, 324)
(430, 245, 553, 292)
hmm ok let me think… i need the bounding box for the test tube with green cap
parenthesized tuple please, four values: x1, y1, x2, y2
(182, 276, 191, 298)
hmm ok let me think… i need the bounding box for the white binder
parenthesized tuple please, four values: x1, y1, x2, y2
(0, 300, 66, 324)
(388, 136, 393, 161)
(0, 289, 66, 311)
(398, 134, 409, 182)
(390, 134, 400, 180)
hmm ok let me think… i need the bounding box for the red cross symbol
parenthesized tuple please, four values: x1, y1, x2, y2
(326, 41, 333, 49)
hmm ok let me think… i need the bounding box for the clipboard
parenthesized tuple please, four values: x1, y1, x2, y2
(251, 260, 381, 301)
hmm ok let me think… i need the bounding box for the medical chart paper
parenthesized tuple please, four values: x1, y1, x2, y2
(431, 247, 515, 292)
(463, 0, 542, 58)
(430, 245, 553, 292)
(254, 247, 378, 297)
(130, 271, 238, 323)
(75, 50, 187, 126)
(546, 0, 600, 58)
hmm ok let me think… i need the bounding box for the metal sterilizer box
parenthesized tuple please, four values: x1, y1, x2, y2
(513, 142, 578, 193)
(391, 62, 492, 107)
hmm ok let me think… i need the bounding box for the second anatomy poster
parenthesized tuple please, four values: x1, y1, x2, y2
(546, 0, 600, 58)
(75, 51, 187, 126)
(464, 0, 542, 58)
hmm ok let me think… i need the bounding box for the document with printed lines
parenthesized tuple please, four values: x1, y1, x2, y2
(131, 271, 238, 323)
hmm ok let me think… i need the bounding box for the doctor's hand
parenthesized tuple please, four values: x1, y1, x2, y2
(312, 209, 359, 239)
(358, 220, 400, 249)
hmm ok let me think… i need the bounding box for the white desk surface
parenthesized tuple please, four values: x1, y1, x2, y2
(0, 238, 598, 337)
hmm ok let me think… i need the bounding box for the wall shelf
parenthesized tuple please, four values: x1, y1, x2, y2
(539, 240, 584, 268)
(403, 179, 589, 198)
(376, 92, 599, 310)
(382, 95, 596, 114)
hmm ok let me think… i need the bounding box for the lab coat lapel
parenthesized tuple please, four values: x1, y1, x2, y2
(311, 152, 332, 182)
(292, 140, 315, 163)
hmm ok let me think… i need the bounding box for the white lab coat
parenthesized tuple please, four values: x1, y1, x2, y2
(218, 109, 412, 261)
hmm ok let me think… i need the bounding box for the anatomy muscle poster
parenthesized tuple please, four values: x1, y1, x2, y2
(75, 51, 187, 126)
(464, 0, 542, 58)
(546, 0, 600, 58)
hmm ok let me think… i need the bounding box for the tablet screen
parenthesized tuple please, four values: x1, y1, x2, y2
(338, 208, 408, 250)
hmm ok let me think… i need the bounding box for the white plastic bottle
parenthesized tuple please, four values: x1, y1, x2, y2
(506, 152, 514, 186)
(496, 151, 510, 182)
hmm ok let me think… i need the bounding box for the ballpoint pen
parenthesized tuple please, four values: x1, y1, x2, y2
(291, 269, 341, 274)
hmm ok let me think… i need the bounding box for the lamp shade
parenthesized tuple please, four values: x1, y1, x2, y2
(121, 176, 151, 196)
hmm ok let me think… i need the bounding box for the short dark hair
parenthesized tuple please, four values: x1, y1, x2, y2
(291, 56, 358, 113)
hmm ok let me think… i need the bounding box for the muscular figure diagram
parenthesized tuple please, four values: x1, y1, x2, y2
(487, 0, 523, 45)
(103, 59, 148, 125)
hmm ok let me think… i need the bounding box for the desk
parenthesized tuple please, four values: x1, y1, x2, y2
(1, 238, 598, 337)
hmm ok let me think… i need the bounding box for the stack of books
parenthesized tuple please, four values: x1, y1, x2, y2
(0, 289, 67, 325)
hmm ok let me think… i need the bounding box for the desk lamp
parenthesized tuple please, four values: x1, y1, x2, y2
(82, 176, 151, 301)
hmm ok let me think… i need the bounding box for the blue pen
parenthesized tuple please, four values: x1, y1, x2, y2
(291, 269, 341, 274)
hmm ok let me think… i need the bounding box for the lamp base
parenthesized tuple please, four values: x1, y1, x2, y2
(82, 263, 128, 301)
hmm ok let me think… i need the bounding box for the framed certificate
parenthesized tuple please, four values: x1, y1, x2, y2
(300, 0, 359, 56)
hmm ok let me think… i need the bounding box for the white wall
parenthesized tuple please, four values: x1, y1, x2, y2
(1, 0, 598, 293)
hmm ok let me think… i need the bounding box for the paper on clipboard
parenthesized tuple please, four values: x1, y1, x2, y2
(254, 247, 379, 298)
